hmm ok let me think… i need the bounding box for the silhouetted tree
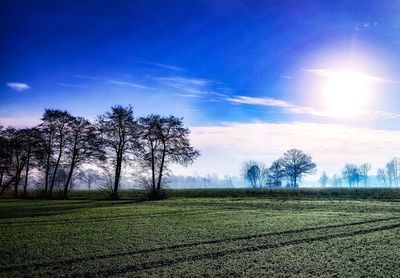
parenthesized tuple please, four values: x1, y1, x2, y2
(138, 115, 200, 198)
(377, 168, 387, 187)
(359, 163, 371, 187)
(386, 158, 399, 187)
(40, 109, 73, 197)
(242, 161, 261, 188)
(319, 171, 329, 187)
(62, 117, 104, 198)
(97, 105, 140, 199)
(281, 149, 316, 187)
(268, 159, 285, 187)
(342, 164, 359, 187)
(0, 126, 13, 195)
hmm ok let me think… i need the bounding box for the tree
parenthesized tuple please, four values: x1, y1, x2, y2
(268, 159, 285, 187)
(319, 171, 329, 187)
(331, 174, 342, 187)
(40, 109, 73, 197)
(281, 149, 316, 188)
(62, 117, 104, 198)
(0, 126, 13, 195)
(138, 115, 200, 198)
(386, 158, 399, 187)
(358, 163, 371, 187)
(97, 105, 140, 199)
(242, 161, 261, 188)
(377, 168, 387, 187)
(18, 127, 44, 197)
(342, 164, 359, 187)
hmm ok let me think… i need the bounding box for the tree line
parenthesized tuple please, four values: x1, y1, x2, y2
(321, 158, 400, 187)
(241, 149, 317, 188)
(0, 105, 200, 199)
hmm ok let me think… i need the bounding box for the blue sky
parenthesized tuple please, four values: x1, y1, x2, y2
(2, 1, 400, 179)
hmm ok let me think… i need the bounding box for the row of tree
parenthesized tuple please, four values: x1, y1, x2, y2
(0, 105, 199, 199)
(320, 158, 400, 187)
(241, 149, 317, 188)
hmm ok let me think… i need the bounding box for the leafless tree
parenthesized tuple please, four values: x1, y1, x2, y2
(358, 163, 371, 187)
(138, 115, 200, 198)
(281, 149, 316, 187)
(241, 161, 261, 188)
(97, 105, 140, 199)
(319, 171, 329, 187)
(268, 159, 285, 187)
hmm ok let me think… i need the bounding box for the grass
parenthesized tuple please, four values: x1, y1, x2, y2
(1, 192, 400, 277)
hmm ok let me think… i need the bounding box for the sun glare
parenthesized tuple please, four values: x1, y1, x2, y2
(321, 70, 372, 118)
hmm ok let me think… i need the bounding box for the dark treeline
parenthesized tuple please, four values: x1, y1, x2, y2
(0, 105, 199, 199)
(241, 149, 317, 188)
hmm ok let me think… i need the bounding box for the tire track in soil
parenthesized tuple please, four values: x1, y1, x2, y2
(1, 216, 399, 274)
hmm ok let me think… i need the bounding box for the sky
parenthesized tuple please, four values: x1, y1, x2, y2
(2, 0, 400, 180)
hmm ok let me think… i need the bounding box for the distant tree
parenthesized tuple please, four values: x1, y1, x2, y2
(259, 163, 269, 188)
(319, 171, 329, 187)
(242, 161, 261, 188)
(97, 105, 140, 199)
(268, 159, 285, 187)
(138, 115, 200, 198)
(78, 169, 101, 191)
(331, 174, 342, 187)
(358, 163, 371, 187)
(386, 158, 399, 187)
(281, 149, 316, 188)
(62, 117, 104, 198)
(377, 168, 387, 187)
(0, 126, 13, 195)
(342, 164, 360, 187)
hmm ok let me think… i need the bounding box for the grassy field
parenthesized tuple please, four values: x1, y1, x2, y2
(1, 192, 400, 277)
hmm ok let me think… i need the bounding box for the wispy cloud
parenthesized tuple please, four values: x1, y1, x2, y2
(108, 80, 148, 89)
(225, 95, 400, 119)
(280, 75, 292, 79)
(172, 122, 400, 178)
(57, 83, 86, 88)
(157, 76, 212, 96)
(73, 74, 100, 80)
(6, 83, 30, 91)
(302, 68, 399, 84)
(140, 61, 184, 71)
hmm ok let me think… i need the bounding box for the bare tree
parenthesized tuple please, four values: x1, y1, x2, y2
(62, 117, 104, 198)
(377, 168, 387, 187)
(40, 109, 73, 197)
(268, 159, 285, 187)
(241, 161, 261, 188)
(358, 163, 371, 187)
(97, 105, 140, 199)
(342, 164, 359, 187)
(138, 115, 200, 198)
(331, 174, 342, 187)
(0, 126, 13, 195)
(319, 171, 329, 187)
(281, 149, 316, 188)
(386, 158, 399, 187)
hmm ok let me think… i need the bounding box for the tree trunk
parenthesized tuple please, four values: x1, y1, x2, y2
(150, 143, 156, 193)
(156, 144, 166, 191)
(113, 151, 122, 200)
(63, 160, 75, 199)
(23, 151, 31, 197)
(49, 142, 63, 197)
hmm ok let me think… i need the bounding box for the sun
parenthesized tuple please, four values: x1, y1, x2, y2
(321, 70, 372, 118)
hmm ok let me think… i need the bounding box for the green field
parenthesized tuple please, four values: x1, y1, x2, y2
(1, 193, 400, 277)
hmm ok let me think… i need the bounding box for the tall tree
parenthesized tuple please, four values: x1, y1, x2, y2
(40, 109, 73, 197)
(0, 126, 12, 195)
(62, 117, 104, 198)
(342, 164, 359, 187)
(241, 161, 261, 188)
(138, 115, 200, 198)
(358, 163, 371, 187)
(319, 171, 329, 187)
(268, 159, 285, 187)
(97, 105, 140, 199)
(377, 168, 387, 187)
(281, 149, 316, 188)
(386, 158, 399, 187)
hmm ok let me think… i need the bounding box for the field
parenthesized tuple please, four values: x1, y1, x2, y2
(1, 190, 400, 277)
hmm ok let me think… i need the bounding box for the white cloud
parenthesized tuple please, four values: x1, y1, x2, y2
(0, 116, 41, 128)
(225, 95, 400, 119)
(172, 122, 400, 180)
(6, 83, 30, 91)
(108, 80, 148, 89)
(140, 61, 184, 71)
(302, 68, 399, 84)
(157, 76, 212, 96)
